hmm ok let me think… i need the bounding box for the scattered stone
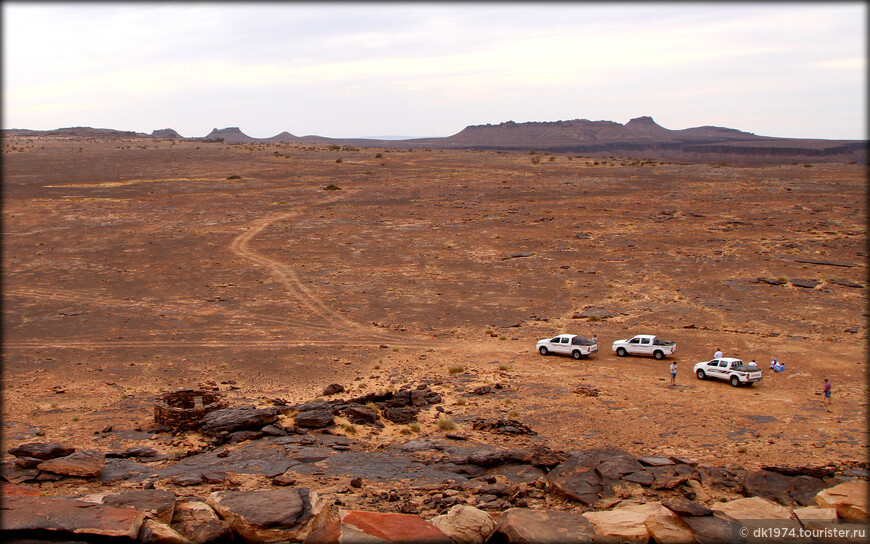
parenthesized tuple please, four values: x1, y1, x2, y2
(8, 442, 75, 460)
(573, 308, 615, 319)
(2, 494, 144, 538)
(791, 278, 821, 289)
(272, 472, 298, 486)
(472, 385, 493, 395)
(757, 277, 786, 285)
(37, 450, 105, 478)
(501, 252, 532, 260)
(344, 404, 379, 424)
(814, 480, 869, 519)
(382, 406, 420, 424)
(470, 418, 535, 435)
(169, 473, 204, 487)
(14, 456, 42, 469)
(571, 384, 601, 397)
(322, 384, 345, 396)
(106, 446, 159, 459)
(429, 504, 496, 544)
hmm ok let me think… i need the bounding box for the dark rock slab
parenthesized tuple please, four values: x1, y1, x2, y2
(382, 406, 419, 424)
(303, 451, 470, 483)
(295, 408, 335, 428)
(791, 278, 821, 288)
(776, 255, 857, 267)
(2, 494, 144, 538)
(547, 448, 642, 505)
(624, 471, 655, 486)
(745, 415, 777, 424)
(663, 496, 714, 516)
(638, 455, 675, 467)
(105, 446, 159, 459)
(757, 277, 786, 285)
(492, 507, 596, 543)
(159, 441, 296, 480)
(199, 406, 280, 435)
(8, 442, 75, 461)
(343, 404, 379, 424)
(99, 458, 151, 482)
(683, 514, 739, 544)
(744, 468, 827, 506)
(1, 461, 40, 484)
(206, 487, 325, 542)
(829, 279, 864, 288)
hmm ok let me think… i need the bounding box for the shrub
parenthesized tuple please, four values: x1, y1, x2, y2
(437, 418, 457, 431)
(455, 397, 467, 406)
(375, 153, 383, 159)
(341, 423, 357, 435)
(324, 184, 341, 191)
(498, 363, 513, 372)
(409, 422, 421, 433)
(448, 364, 465, 375)
(507, 409, 520, 418)
(335, 158, 343, 163)
(226, 175, 242, 180)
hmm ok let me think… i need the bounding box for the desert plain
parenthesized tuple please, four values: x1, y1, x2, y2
(2, 137, 867, 479)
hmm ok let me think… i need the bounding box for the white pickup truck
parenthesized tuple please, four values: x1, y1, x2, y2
(694, 358, 763, 387)
(612, 334, 676, 360)
(536, 334, 598, 359)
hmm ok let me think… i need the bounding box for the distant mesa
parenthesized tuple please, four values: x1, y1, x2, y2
(151, 128, 183, 139)
(4, 117, 866, 165)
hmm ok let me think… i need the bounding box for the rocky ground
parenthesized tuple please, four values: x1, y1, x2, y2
(1, 137, 867, 540)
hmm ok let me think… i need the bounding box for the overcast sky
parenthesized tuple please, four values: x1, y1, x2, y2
(2, 2, 866, 140)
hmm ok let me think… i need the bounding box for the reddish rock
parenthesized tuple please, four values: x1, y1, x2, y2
(1, 494, 144, 538)
(138, 518, 192, 544)
(331, 510, 452, 543)
(37, 450, 105, 477)
(712, 496, 792, 520)
(814, 480, 869, 519)
(492, 508, 596, 543)
(0, 482, 42, 496)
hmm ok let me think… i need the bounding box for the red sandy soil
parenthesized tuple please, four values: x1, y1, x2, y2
(2, 138, 866, 470)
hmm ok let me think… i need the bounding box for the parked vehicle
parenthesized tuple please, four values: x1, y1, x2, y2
(694, 357, 763, 387)
(611, 334, 676, 360)
(536, 334, 598, 359)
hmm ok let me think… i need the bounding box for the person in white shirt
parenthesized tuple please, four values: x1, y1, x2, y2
(670, 362, 677, 385)
(714, 348, 723, 359)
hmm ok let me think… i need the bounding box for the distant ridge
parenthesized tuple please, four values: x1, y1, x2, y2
(4, 117, 866, 164)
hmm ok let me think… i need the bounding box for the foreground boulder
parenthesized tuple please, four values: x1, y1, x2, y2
(814, 480, 869, 519)
(1, 494, 144, 538)
(429, 505, 496, 544)
(712, 496, 793, 520)
(492, 508, 595, 543)
(171, 499, 233, 544)
(102, 489, 177, 525)
(583, 502, 692, 544)
(305, 510, 452, 543)
(207, 487, 329, 542)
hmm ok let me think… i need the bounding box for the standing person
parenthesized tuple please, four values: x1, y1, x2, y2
(670, 361, 677, 385)
(823, 379, 831, 408)
(714, 348, 723, 359)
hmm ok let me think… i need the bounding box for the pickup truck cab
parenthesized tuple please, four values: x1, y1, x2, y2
(612, 335, 676, 360)
(694, 357, 763, 387)
(536, 334, 598, 359)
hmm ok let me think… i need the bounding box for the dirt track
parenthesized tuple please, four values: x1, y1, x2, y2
(2, 138, 867, 468)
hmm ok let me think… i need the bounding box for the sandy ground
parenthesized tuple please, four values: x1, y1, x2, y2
(2, 138, 866, 470)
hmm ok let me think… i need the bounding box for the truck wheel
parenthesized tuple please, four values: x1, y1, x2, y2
(616, 347, 627, 357)
(539, 346, 549, 356)
(572, 350, 582, 360)
(697, 370, 706, 380)
(730, 376, 741, 387)
(653, 351, 664, 360)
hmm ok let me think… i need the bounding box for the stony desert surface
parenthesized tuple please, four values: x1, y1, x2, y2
(2, 137, 867, 476)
